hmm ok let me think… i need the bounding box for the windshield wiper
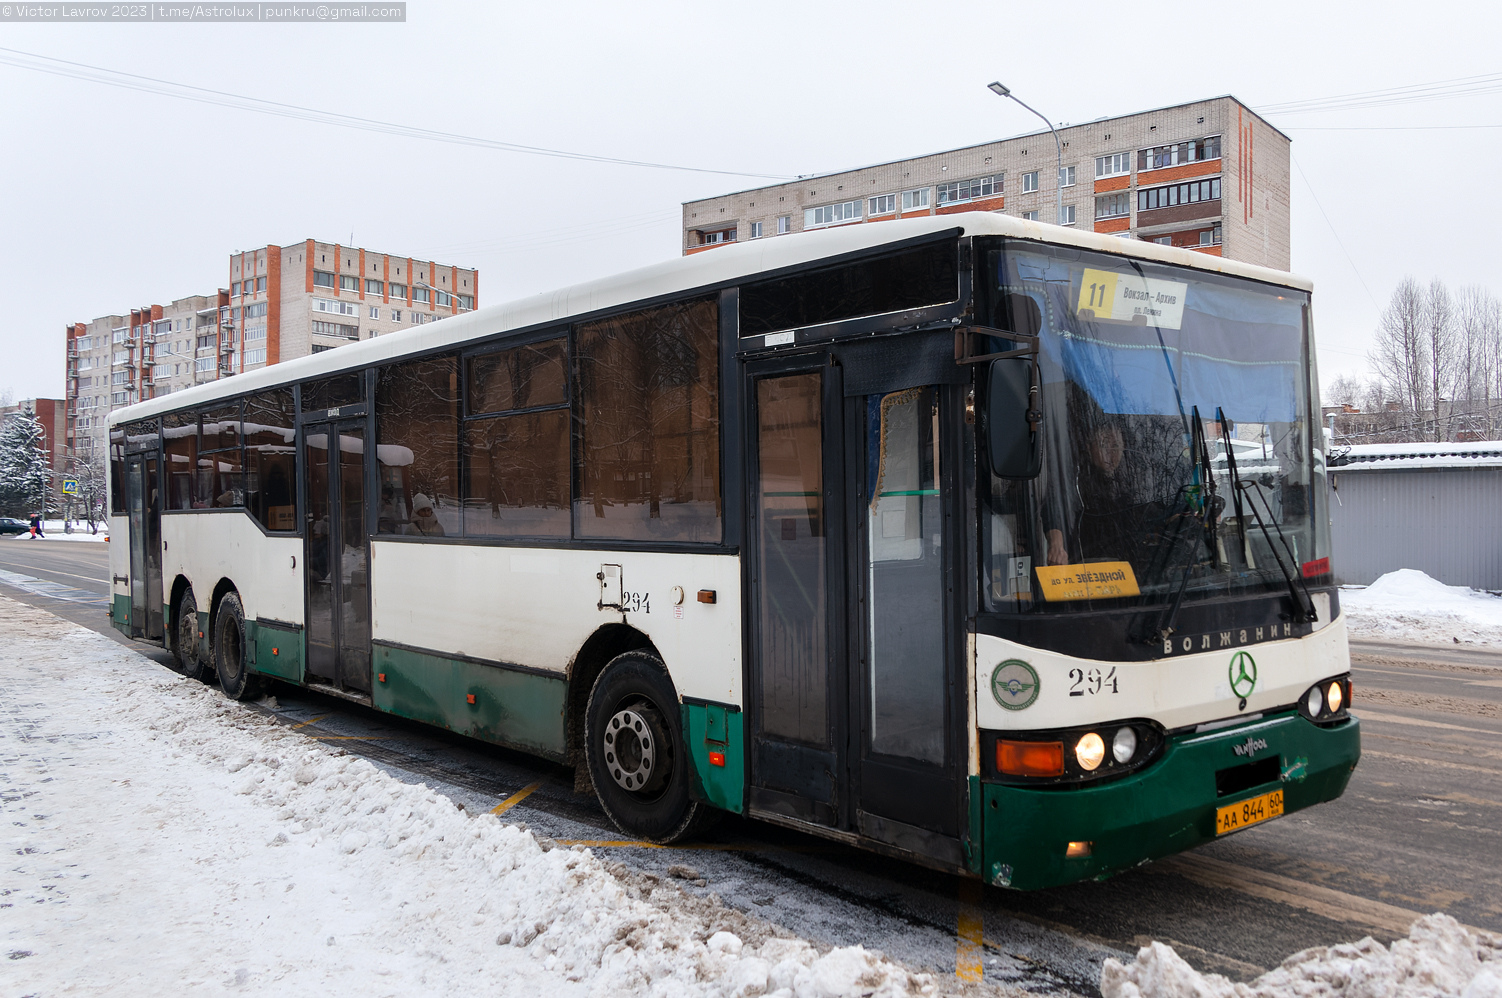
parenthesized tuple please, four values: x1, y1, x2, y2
(1150, 406, 1223, 644)
(1217, 407, 1318, 623)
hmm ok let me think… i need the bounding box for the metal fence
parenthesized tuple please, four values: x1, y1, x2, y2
(1329, 464, 1502, 590)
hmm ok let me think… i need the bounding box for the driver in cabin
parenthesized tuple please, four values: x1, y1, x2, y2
(1045, 416, 1137, 566)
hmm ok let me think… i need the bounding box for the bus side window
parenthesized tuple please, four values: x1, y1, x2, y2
(245, 389, 296, 530)
(375, 354, 460, 537)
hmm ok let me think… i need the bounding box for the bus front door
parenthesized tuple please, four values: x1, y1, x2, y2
(747, 359, 963, 864)
(125, 452, 164, 641)
(302, 420, 372, 694)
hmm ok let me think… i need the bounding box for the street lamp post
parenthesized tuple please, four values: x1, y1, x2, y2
(415, 282, 473, 315)
(988, 82, 1063, 226)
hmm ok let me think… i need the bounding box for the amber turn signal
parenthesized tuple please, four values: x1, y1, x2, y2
(997, 739, 1065, 777)
(466, 694, 476, 704)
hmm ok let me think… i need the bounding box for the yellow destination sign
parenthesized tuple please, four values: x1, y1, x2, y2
(1034, 561, 1141, 602)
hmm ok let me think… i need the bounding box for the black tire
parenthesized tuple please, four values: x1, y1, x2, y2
(585, 651, 709, 843)
(214, 592, 263, 701)
(175, 586, 210, 682)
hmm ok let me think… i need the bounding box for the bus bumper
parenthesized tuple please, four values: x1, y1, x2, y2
(979, 710, 1360, 891)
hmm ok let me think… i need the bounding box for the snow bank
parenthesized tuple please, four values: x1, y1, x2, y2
(1101, 913, 1502, 998)
(1341, 569, 1502, 646)
(0, 594, 938, 998)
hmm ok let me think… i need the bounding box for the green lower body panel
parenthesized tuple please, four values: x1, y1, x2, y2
(250, 619, 304, 682)
(982, 710, 1360, 891)
(681, 702, 745, 814)
(371, 643, 567, 762)
(111, 594, 131, 634)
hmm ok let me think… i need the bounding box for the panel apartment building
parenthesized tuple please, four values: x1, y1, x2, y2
(64, 239, 477, 466)
(683, 95, 1289, 270)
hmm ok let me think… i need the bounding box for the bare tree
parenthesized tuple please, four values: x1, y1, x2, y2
(1370, 277, 1429, 436)
(1425, 280, 1459, 441)
(1457, 285, 1502, 437)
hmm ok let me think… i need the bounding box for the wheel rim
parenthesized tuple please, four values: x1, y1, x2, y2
(602, 701, 670, 797)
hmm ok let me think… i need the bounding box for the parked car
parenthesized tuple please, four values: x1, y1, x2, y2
(0, 517, 30, 536)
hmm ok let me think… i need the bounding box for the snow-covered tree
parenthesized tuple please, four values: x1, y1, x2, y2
(0, 410, 54, 518)
(68, 451, 109, 532)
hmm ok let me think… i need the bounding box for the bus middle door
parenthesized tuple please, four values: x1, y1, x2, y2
(301, 418, 372, 694)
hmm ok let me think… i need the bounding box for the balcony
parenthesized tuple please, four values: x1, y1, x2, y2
(219, 340, 235, 354)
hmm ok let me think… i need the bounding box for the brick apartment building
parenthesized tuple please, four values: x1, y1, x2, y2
(683, 95, 1289, 271)
(63, 239, 478, 468)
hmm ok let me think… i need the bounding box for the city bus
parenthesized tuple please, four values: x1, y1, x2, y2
(107, 213, 1358, 890)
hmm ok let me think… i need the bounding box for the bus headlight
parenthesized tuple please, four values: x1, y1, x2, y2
(1112, 726, 1137, 764)
(1306, 685, 1324, 716)
(1326, 681, 1343, 713)
(1075, 732, 1105, 771)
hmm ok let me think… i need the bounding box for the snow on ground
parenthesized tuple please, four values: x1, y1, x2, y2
(0, 594, 941, 997)
(1101, 913, 1502, 998)
(2, 518, 108, 541)
(1341, 569, 1502, 647)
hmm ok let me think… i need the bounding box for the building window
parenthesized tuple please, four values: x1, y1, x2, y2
(1021, 211, 1038, 221)
(1058, 205, 1076, 225)
(750, 220, 764, 238)
(936, 173, 1002, 205)
(244, 325, 266, 341)
(1200, 225, 1223, 246)
(313, 270, 336, 288)
(311, 320, 359, 339)
(195, 357, 214, 372)
(389, 282, 407, 299)
(369, 306, 380, 319)
(1021, 172, 1038, 194)
(777, 215, 791, 234)
(366, 279, 384, 295)
(805, 199, 862, 227)
(339, 275, 359, 292)
(1058, 165, 1076, 188)
(1095, 192, 1131, 219)
(256, 276, 266, 292)
(901, 188, 930, 211)
(1138, 135, 1222, 172)
(1153, 236, 1173, 245)
(1137, 178, 1221, 212)
(311, 344, 333, 354)
(231, 281, 241, 296)
(700, 228, 736, 245)
(412, 287, 430, 304)
(244, 302, 268, 319)
(313, 297, 359, 317)
(457, 295, 473, 310)
(869, 193, 897, 216)
(1096, 152, 1131, 178)
(391, 309, 402, 322)
(242, 348, 267, 365)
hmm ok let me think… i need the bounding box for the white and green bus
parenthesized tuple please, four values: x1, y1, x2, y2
(108, 213, 1358, 889)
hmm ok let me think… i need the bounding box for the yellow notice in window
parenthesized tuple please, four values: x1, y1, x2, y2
(1075, 267, 1187, 328)
(1034, 561, 1140, 602)
(1077, 269, 1119, 316)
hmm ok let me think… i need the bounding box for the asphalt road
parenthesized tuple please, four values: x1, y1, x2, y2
(4, 536, 1499, 994)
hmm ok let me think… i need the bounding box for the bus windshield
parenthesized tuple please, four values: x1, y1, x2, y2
(982, 240, 1328, 614)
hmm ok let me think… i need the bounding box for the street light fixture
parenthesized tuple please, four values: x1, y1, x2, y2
(988, 81, 1063, 227)
(415, 282, 473, 314)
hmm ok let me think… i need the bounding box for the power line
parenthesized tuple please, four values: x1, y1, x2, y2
(0, 46, 798, 181)
(1285, 124, 1502, 131)
(1291, 155, 1380, 312)
(1256, 71, 1502, 116)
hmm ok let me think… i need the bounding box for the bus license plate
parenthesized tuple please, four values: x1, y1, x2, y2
(1216, 789, 1284, 835)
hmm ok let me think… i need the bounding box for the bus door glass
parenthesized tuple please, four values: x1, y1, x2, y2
(302, 419, 372, 693)
(125, 446, 164, 641)
(858, 385, 958, 842)
(748, 366, 843, 827)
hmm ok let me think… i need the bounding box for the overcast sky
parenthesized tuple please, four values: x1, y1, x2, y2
(2, 0, 1499, 403)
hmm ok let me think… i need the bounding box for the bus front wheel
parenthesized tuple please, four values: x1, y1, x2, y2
(585, 651, 708, 843)
(214, 592, 263, 701)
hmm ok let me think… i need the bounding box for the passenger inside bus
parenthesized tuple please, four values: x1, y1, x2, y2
(404, 494, 445, 537)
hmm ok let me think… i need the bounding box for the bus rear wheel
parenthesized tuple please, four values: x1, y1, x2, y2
(175, 586, 209, 683)
(585, 651, 708, 843)
(214, 592, 263, 701)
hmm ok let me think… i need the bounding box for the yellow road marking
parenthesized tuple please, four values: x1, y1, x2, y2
(492, 781, 542, 815)
(955, 879, 984, 981)
(290, 714, 330, 729)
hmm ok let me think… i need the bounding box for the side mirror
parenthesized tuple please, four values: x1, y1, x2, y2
(987, 357, 1042, 479)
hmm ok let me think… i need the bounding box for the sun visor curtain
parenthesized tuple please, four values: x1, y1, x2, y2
(837, 330, 971, 397)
